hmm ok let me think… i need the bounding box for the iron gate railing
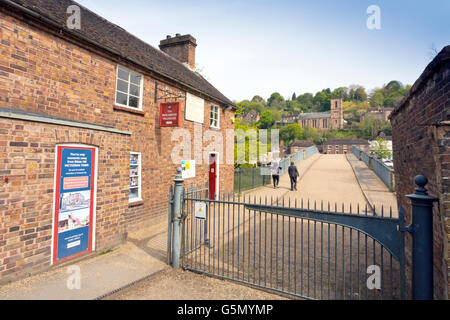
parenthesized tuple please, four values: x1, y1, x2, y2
(169, 168, 437, 300)
(180, 192, 407, 300)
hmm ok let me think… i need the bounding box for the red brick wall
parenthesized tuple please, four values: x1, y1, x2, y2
(0, 11, 234, 282)
(323, 144, 369, 154)
(390, 54, 449, 299)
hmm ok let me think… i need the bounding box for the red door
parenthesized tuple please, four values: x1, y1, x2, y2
(209, 154, 217, 200)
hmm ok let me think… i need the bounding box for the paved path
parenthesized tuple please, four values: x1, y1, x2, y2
(240, 153, 321, 202)
(279, 154, 371, 214)
(346, 154, 398, 217)
(0, 235, 167, 300)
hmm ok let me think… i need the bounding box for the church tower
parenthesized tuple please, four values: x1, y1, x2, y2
(330, 98, 344, 129)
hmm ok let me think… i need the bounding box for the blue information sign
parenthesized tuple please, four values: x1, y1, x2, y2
(53, 146, 96, 263)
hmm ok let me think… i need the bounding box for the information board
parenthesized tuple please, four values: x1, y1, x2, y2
(52, 145, 96, 264)
(185, 92, 204, 123)
(181, 160, 196, 179)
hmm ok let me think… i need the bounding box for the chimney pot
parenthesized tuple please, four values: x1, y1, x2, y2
(166, 35, 171, 39)
(159, 34, 197, 69)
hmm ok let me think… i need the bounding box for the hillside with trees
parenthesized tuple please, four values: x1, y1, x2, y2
(235, 80, 410, 146)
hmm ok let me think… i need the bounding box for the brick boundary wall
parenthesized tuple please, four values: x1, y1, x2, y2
(390, 46, 450, 299)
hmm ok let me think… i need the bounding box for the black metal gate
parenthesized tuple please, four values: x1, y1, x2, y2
(171, 175, 436, 300)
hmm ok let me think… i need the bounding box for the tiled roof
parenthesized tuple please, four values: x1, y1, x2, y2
(297, 112, 330, 119)
(280, 111, 331, 122)
(5, 0, 234, 107)
(289, 140, 315, 147)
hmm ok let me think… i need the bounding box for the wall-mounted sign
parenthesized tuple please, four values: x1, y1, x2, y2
(185, 92, 204, 123)
(52, 145, 97, 264)
(181, 160, 195, 179)
(159, 102, 180, 127)
(194, 202, 207, 220)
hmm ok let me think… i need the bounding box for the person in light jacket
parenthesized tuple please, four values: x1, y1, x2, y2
(271, 161, 282, 188)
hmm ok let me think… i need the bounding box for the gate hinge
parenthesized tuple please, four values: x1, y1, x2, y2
(398, 224, 413, 234)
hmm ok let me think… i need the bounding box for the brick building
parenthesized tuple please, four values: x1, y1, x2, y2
(279, 98, 344, 131)
(286, 140, 315, 155)
(0, 0, 235, 282)
(360, 107, 394, 122)
(236, 110, 260, 124)
(390, 45, 450, 299)
(322, 139, 369, 155)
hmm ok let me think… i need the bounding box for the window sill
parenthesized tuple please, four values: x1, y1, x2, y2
(129, 200, 144, 207)
(114, 105, 145, 116)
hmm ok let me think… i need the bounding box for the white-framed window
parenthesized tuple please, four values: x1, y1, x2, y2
(115, 65, 143, 110)
(129, 152, 142, 202)
(210, 105, 220, 128)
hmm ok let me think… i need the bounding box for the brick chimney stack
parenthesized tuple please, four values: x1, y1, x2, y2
(159, 34, 197, 69)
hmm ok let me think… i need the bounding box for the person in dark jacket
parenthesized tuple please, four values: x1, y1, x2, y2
(288, 161, 299, 191)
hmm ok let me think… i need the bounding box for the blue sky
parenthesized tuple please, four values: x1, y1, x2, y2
(76, 0, 449, 101)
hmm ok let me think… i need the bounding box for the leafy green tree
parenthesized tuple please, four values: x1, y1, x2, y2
(312, 90, 331, 112)
(292, 92, 297, 100)
(296, 93, 314, 111)
(267, 92, 285, 109)
(331, 87, 348, 100)
(370, 138, 392, 159)
(302, 126, 320, 143)
(384, 91, 404, 108)
(355, 87, 367, 101)
(251, 95, 265, 104)
(279, 123, 303, 145)
(258, 110, 275, 129)
(369, 91, 384, 108)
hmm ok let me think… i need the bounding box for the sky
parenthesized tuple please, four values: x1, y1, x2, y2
(75, 0, 449, 102)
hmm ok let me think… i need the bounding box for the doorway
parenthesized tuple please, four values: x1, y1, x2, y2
(208, 152, 219, 200)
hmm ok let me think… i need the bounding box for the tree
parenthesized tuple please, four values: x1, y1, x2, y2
(302, 126, 320, 143)
(258, 110, 275, 129)
(370, 138, 392, 159)
(331, 87, 348, 100)
(267, 92, 285, 110)
(355, 87, 367, 101)
(369, 91, 384, 108)
(312, 90, 331, 112)
(279, 123, 303, 146)
(292, 92, 297, 100)
(251, 95, 265, 104)
(296, 93, 314, 111)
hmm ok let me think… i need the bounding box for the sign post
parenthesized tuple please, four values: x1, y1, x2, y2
(52, 145, 97, 264)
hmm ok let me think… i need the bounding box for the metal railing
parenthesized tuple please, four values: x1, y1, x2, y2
(361, 150, 371, 167)
(180, 192, 405, 300)
(352, 145, 361, 159)
(234, 146, 319, 193)
(373, 157, 394, 190)
(170, 167, 438, 300)
(353, 147, 395, 191)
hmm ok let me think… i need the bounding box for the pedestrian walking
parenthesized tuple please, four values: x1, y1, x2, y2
(271, 161, 281, 188)
(288, 161, 299, 191)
